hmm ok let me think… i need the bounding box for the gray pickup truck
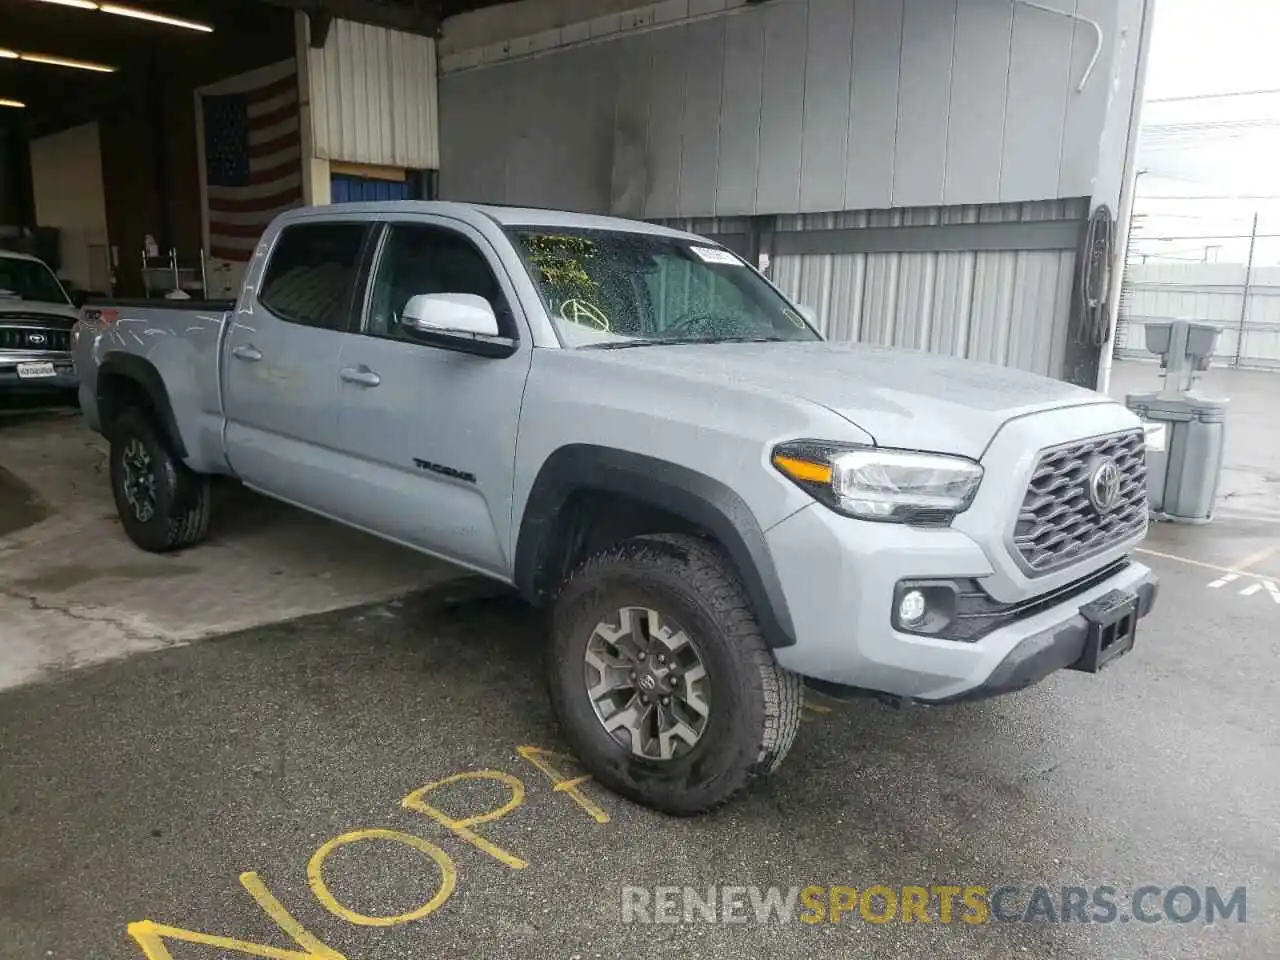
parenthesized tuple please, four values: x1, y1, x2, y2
(74, 202, 1158, 814)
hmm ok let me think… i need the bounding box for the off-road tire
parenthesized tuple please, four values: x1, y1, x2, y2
(108, 407, 211, 553)
(549, 533, 803, 816)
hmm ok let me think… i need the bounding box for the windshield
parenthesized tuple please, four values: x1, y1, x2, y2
(507, 228, 820, 348)
(0, 257, 70, 306)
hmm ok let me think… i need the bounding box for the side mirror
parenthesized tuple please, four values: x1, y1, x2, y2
(400, 293, 516, 358)
(70, 290, 90, 308)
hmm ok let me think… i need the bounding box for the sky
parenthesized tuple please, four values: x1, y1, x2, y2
(1133, 0, 1280, 263)
(1143, 0, 1280, 102)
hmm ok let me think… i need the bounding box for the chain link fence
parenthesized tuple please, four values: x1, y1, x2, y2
(1118, 206, 1280, 369)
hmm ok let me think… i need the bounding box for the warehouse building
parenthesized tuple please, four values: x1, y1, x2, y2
(0, 0, 1154, 387)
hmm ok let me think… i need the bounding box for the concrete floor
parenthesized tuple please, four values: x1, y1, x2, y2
(0, 406, 455, 691)
(1, 362, 1278, 959)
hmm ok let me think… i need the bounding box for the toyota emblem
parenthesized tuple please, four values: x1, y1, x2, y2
(28, 333, 46, 346)
(1087, 458, 1122, 514)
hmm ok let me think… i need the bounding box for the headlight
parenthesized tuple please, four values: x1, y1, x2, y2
(771, 441, 983, 524)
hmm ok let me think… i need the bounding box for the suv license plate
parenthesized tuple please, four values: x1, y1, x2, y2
(17, 361, 56, 379)
(1073, 589, 1138, 673)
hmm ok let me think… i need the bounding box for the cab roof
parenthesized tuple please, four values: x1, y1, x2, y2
(281, 200, 697, 241)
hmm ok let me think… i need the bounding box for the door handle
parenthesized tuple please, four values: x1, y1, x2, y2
(340, 366, 381, 387)
(232, 344, 263, 362)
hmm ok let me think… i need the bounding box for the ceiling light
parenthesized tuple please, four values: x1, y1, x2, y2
(0, 99, 25, 109)
(18, 52, 116, 73)
(0, 50, 18, 60)
(26, 0, 213, 33)
(98, 3, 213, 32)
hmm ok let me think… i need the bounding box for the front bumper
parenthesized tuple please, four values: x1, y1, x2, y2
(0, 354, 78, 392)
(921, 572, 1158, 703)
(766, 503, 1158, 702)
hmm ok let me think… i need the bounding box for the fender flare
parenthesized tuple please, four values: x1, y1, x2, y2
(96, 352, 188, 459)
(514, 445, 797, 648)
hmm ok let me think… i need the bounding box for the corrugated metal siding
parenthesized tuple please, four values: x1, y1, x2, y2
(439, 0, 1130, 218)
(308, 19, 439, 169)
(1120, 263, 1280, 369)
(657, 217, 751, 238)
(769, 199, 1086, 377)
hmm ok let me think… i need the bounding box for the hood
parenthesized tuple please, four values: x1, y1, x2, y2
(0, 299, 79, 328)
(579, 340, 1109, 459)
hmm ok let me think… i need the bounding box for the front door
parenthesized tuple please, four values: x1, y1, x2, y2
(333, 219, 533, 575)
(222, 221, 369, 514)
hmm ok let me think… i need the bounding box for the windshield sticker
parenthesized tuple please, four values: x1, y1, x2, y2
(783, 308, 808, 329)
(689, 246, 742, 266)
(559, 299, 611, 331)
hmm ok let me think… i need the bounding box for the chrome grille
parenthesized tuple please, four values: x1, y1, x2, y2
(1013, 430, 1147, 575)
(0, 326, 71, 351)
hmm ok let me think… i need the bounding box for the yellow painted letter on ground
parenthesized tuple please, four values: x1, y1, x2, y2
(128, 871, 343, 960)
(798, 885, 827, 924)
(516, 745, 611, 824)
(829, 886, 859, 924)
(402, 770, 529, 869)
(307, 829, 457, 927)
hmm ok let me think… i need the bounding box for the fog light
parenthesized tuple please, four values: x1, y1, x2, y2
(898, 589, 927, 625)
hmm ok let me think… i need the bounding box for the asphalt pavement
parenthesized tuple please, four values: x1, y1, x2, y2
(2, 539, 1276, 960)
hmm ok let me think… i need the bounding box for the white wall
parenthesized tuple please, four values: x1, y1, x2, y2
(439, 0, 1140, 219)
(28, 123, 110, 291)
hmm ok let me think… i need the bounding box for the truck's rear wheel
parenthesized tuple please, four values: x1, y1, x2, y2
(549, 533, 802, 816)
(108, 407, 211, 553)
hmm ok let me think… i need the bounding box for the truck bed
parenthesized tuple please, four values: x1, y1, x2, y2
(75, 297, 234, 475)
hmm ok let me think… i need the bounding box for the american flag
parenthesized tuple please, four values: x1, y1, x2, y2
(199, 60, 302, 263)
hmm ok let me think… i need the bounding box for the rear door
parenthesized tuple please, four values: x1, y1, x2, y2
(331, 218, 533, 575)
(222, 220, 370, 514)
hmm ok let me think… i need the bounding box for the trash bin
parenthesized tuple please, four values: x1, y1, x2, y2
(1124, 320, 1228, 524)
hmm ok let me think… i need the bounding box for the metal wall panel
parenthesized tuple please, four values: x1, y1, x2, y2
(892, 0, 956, 208)
(308, 18, 439, 168)
(945, 0, 1013, 204)
(754, 0, 807, 213)
(646, 26, 688, 218)
(769, 199, 1086, 378)
(439, 0, 1135, 218)
(999, 0, 1076, 203)
(799, 0, 855, 213)
(437, 65, 506, 201)
(844, 0, 902, 211)
(612, 31, 655, 216)
(678, 17, 726, 216)
(1058, 0, 1117, 197)
(714, 11, 764, 216)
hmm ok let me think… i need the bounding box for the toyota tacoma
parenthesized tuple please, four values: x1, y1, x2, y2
(73, 202, 1158, 815)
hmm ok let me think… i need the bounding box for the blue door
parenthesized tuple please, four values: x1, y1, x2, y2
(331, 174, 411, 203)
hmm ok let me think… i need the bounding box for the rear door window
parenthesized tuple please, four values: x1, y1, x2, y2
(259, 223, 368, 331)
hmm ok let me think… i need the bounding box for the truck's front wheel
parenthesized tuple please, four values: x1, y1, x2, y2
(108, 407, 211, 553)
(549, 534, 802, 816)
